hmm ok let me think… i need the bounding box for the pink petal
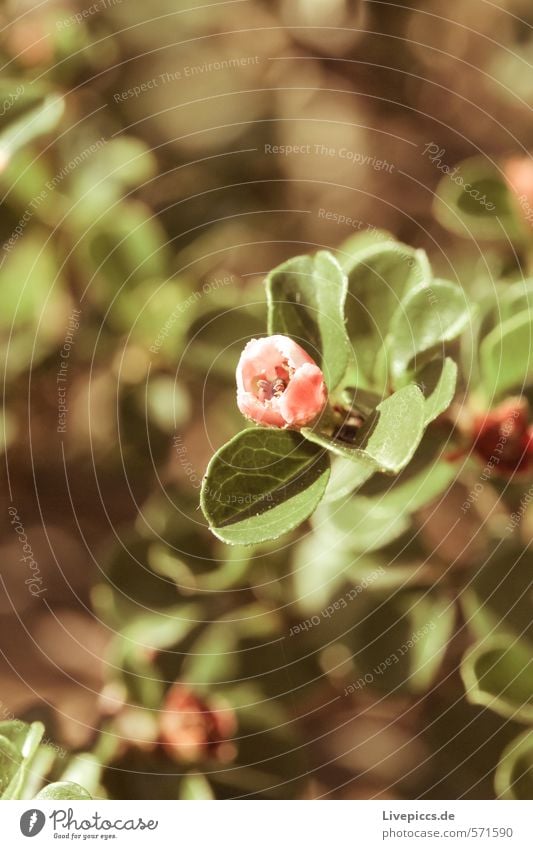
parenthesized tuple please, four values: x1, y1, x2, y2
(278, 363, 327, 427)
(237, 391, 286, 427)
(269, 334, 318, 369)
(236, 337, 285, 393)
(236, 335, 319, 395)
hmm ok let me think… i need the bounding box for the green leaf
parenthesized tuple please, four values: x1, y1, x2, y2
(198, 544, 252, 592)
(0, 721, 38, 753)
(461, 638, 533, 724)
(480, 310, 533, 398)
(69, 137, 156, 215)
(356, 444, 457, 517)
(0, 93, 64, 160)
(181, 772, 214, 800)
(143, 377, 191, 434)
(98, 137, 156, 189)
(344, 241, 431, 388)
(303, 384, 426, 475)
(182, 622, 237, 686)
(109, 604, 201, 707)
(495, 730, 533, 799)
(266, 251, 349, 389)
(59, 754, 102, 796)
(85, 202, 168, 288)
(433, 156, 523, 241)
(36, 780, 92, 800)
(317, 434, 456, 551)
(349, 555, 439, 593)
(323, 455, 376, 502)
(314, 495, 411, 553)
(100, 538, 184, 624)
(118, 604, 201, 651)
(315, 434, 459, 558)
(201, 428, 331, 545)
(1, 232, 70, 379)
(1, 720, 44, 800)
(418, 357, 458, 425)
(20, 747, 56, 801)
(388, 280, 471, 383)
(291, 533, 354, 612)
(0, 736, 21, 796)
(182, 604, 281, 686)
(337, 228, 395, 269)
(407, 595, 455, 693)
(498, 279, 533, 323)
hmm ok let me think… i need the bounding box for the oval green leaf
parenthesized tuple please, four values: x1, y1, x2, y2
(201, 428, 331, 545)
(388, 280, 471, 382)
(303, 384, 426, 475)
(480, 310, 533, 399)
(36, 780, 92, 800)
(433, 156, 524, 241)
(344, 241, 431, 387)
(266, 250, 349, 390)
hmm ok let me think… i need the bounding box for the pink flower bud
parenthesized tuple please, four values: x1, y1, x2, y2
(236, 335, 327, 428)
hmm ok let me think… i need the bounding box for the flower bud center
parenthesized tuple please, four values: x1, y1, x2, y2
(255, 362, 292, 403)
(256, 377, 288, 401)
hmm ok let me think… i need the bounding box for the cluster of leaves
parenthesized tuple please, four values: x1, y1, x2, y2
(201, 234, 471, 545)
(0, 720, 92, 800)
(195, 164, 533, 797)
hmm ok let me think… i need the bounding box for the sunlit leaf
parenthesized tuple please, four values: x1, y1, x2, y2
(480, 310, 533, 398)
(1, 721, 44, 800)
(303, 384, 425, 475)
(418, 357, 458, 425)
(0, 92, 64, 160)
(337, 229, 395, 269)
(433, 156, 523, 241)
(461, 638, 533, 724)
(36, 781, 92, 800)
(314, 494, 411, 553)
(180, 772, 214, 800)
(343, 241, 431, 388)
(388, 280, 471, 382)
(1, 232, 69, 379)
(0, 736, 21, 797)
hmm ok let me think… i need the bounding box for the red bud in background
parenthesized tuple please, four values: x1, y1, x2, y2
(159, 683, 237, 764)
(471, 397, 533, 476)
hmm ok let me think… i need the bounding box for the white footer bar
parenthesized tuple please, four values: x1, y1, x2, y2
(2, 800, 531, 848)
